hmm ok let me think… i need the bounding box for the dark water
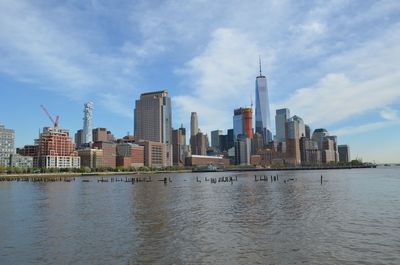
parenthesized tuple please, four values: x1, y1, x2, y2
(0, 168, 399, 265)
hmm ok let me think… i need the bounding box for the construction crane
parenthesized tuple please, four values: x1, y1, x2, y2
(40, 105, 59, 128)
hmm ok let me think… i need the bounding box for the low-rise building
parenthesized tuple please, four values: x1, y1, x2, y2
(78, 148, 103, 169)
(9, 154, 33, 168)
(116, 143, 144, 168)
(137, 140, 168, 168)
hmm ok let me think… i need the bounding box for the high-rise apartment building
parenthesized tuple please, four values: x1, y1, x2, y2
(172, 127, 187, 166)
(82, 102, 93, 144)
(134, 90, 172, 145)
(255, 59, 272, 143)
(0, 124, 15, 166)
(275, 108, 290, 142)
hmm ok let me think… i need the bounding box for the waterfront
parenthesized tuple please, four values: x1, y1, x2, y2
(0, 168, 399, 264)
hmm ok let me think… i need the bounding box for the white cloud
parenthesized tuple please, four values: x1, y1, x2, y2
(332, 120, 399, 136)
(380, 107, 398, 121)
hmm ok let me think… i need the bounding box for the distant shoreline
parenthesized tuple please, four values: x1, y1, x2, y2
(0, 165, 379, 179)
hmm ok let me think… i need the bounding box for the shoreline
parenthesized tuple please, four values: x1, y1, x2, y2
(0, 165, 377, 179)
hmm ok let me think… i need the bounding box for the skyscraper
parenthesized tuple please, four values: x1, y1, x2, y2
(134, 90, 172, 144)
(255, 58, 272, 143)
(190, 112, 199, 136)
(82, 101, 93, 144)
(338, 145, 350, 163)
(211, 130, 223, 150)
(275, 108, 290, 142)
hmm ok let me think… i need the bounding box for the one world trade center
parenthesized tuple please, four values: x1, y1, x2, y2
(255, 58, 272, 143)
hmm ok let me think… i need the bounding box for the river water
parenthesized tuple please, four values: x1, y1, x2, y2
(0, 167, 399, 265)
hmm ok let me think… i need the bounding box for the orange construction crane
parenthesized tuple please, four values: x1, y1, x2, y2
(40, 105, 59, 128)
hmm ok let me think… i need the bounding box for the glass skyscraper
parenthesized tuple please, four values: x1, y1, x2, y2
(255, 59, 272, 143)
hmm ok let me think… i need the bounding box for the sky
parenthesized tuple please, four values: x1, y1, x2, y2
(0, 0, 399, 163)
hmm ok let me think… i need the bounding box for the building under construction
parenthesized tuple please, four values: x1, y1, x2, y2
(35, 127, 80, 168)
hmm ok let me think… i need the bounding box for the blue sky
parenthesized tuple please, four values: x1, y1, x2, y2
(0, 0, 399, 163)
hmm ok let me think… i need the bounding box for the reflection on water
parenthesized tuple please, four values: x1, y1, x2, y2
(1, 168, 399, 264)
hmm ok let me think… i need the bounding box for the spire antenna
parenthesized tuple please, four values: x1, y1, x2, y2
(259, 55, 262, 76)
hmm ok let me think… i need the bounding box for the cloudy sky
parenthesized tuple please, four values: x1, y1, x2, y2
(1, 0, 399, 163)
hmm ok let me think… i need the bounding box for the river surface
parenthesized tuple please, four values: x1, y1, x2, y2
(0, 167, 399, 265)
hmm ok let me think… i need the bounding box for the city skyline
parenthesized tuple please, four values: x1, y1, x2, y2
(0, 1, 399, 163)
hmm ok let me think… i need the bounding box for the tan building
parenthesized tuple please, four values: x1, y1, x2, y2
(185, 155, 230, 167)
(137, 140, 169, 168)
(92, 128, 108, 142)
(134, 90, 172, 145)
(285, 117, 301, 166)
(78, 148, 103, 168)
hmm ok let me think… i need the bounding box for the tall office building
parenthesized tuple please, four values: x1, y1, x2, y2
(82, 102, 93, 144)
(312, 128, 329, 150)
(190, 112, 199, 136)
(275, 108, 290, 142)
(255, 58, 272, 143)
(338, 145, 350, 163)
(291, 115, 305, 138)
(211, 130, 223, 150)
(134, 90, 172, 144)
(0, 124, 15, 166)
